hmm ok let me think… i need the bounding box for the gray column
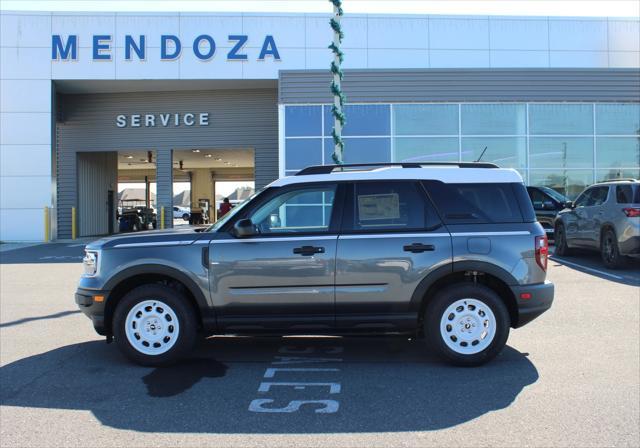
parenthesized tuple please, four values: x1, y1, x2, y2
(56, 150, 77, 239)
(155, 147, 174, 229)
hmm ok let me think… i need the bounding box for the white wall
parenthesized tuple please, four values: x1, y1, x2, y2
(0, 10, 638, 241)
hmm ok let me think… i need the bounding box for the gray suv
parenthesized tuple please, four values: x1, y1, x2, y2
(554, 179, 640, 268)
(76, 163, 554, 367)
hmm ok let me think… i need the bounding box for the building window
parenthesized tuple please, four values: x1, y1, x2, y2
(529, 104, 593, 135)
(461, 104, 526, 135)
(323, 104, 390, 136)
(282, 101, 640, 199)
(285, 105, 322, 137)
(393, 137, 459, 163)
(461, 137, 526, 169)
(529, 137, 594, 169)
(323, 137, 391, 164)
(394, 104, 458, 135)
(596, 104, 640, 135)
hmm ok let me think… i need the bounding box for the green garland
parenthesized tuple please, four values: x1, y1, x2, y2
(329, 0, 345, 165)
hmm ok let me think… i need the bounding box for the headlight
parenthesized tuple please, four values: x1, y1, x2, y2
(82, 250, 99, 277)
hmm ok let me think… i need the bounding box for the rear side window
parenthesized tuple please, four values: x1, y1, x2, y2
(424, 181, 524, 224)
(343, 181, 437, 231)
(616, 185, 639, 204)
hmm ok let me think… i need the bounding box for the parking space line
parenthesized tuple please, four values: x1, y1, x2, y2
(550, 256, 625, 280)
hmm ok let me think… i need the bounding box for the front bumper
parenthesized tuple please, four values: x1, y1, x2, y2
(75, 287, 109, 335)
(511, 281, 554, 328)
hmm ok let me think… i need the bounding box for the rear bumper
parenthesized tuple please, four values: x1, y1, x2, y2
(511, 281, 554, 328)
(619, 236, 640, 256)
(75, 287, 109, 335)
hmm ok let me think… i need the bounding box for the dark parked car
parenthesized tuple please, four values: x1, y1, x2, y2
(527, 186, 569, 239)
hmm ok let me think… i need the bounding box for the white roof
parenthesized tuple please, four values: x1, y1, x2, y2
(270, 166, 523, 187)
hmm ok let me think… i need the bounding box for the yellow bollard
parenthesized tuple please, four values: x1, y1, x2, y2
(44, 206, 50, 242)
(71, 207, 77, 240)
(160, 206, 165, 230)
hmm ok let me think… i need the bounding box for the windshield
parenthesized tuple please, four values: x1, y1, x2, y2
(204, 188, 264, 232)
(539, 186, 568, 203)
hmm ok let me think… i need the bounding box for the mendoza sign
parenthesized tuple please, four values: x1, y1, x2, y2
(52, 34, 280, 61)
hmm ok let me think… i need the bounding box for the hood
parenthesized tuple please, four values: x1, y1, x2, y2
(86, 227, 206, 250)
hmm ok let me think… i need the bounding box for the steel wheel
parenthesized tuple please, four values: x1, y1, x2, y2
(439, 298, 497, 355)
(124, 299, 180, 356)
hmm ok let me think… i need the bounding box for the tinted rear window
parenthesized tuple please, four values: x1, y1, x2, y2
(424, 181, 524, 224)
(616, 185, 640, 204)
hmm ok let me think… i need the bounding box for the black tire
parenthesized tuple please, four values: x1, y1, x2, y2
(554, 222, 572, 256)
(601, 228, 624, 269)
(182, 213, 190, 221)
(112, 284, 198, 366)
(424, 283, 510, 367)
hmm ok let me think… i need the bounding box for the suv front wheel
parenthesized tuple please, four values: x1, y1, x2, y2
(113, 284, 197, 366)
(424, 284, 510, 367)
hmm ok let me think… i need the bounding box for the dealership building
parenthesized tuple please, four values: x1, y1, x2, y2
(1, 10, 639, 241)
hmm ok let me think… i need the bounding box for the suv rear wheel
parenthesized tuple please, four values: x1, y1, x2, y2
(601, 228, 624, 269)
(424, 284, 510, 367)
(113, 284, 197, 366)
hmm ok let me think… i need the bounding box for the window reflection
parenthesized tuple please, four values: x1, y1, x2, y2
(529, 137, 593, 169)
(461, 137, 526, 169)
(394, 104, 458, 135)
(461, 104, 526, 135)
(529, 170, 593, 200)
(529, 104, 593, 135)
(394, 137, 459, 162)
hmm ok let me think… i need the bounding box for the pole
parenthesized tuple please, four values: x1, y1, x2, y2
(71, 207, 76, 240)
(329, 0, 345, 165)
(44, 206, 50, 242)
(160, 206, 165, 230)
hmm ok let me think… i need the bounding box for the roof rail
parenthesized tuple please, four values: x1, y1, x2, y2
(597, 178, 639, 183)
(295, 162, 499, 176)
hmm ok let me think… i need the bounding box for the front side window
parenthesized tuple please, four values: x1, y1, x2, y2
(345, 182, 432, 231)
(249, 185, 337, 234)
(587, 186, 609, 206)
(573, 189, 592, 207)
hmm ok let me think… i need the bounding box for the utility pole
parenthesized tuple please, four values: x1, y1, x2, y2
(329, 0, 345, 165)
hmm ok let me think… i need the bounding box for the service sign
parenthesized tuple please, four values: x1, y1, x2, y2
(115, 113, 209, 128)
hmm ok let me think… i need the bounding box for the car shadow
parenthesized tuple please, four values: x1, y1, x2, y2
(1, 336, 538, 433)
(550, 248, 640, 287)
(0, 244, 85, 264)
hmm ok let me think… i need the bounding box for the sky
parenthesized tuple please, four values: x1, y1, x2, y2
(1, 0, 639, 17)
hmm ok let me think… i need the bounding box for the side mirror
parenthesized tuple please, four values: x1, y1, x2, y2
(564, 201, 575, 209)
(234, 218, 257, 238)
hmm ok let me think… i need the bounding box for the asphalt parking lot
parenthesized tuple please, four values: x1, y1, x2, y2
(1, 242, 638, 447)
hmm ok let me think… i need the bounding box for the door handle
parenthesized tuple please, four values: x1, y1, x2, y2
(403, 243, 435, 253)
(293, 245, 325, 256)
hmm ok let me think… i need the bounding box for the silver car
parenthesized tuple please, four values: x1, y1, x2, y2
(554, 179, 640, 268)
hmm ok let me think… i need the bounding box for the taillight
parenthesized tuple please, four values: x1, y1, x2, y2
(622, 208, 640, 218)
(535, 235, 548, 272)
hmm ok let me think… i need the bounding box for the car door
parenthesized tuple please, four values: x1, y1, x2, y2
(208, 183, 343, 332)
(565, 188, 593, 246)
(581, 186, 610, 248)
(334, 181, 452, 332)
